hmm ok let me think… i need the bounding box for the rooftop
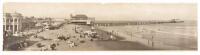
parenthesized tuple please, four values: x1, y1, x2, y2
(71, 14, 88, 18)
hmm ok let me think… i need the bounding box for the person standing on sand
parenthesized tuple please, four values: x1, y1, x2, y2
(19, 41, 24, 48)
(16, 42, 21, 48)
(50, 43, 56, 50)
(40, 45, 50, 51)
(110, 35, 116, 40)
(91, 26, 95, 31)
(40, 46, 46, 51)
(67, 41, 76, 47)
(23, 41, 28, 47)
(34, 34, 38, 38)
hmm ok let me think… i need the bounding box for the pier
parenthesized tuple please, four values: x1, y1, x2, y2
(93, 20, 183, 26)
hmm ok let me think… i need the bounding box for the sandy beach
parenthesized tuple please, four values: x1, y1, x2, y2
(4, 20, 197, 51)
(21, 23, 156, 51)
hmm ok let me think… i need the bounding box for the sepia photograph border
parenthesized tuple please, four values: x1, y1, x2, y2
(0, 0, 199, 55)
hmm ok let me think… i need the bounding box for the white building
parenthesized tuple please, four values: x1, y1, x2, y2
(69, 14, 95, 25)
(3, 12, 23, 36)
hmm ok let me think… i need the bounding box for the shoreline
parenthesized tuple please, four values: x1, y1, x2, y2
(96, 24, 197, 50)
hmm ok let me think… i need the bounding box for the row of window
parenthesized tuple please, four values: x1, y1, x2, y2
(3, 25, 18, 31)
(71, 18, 88, 20)
(3, 18, 21, 22)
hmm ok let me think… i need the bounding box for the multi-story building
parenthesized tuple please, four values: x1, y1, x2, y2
(69, 14, 95, 25)
(3, 12, 23, 36)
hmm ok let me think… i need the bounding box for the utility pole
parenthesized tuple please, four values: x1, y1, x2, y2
(151, 30, 155, 47)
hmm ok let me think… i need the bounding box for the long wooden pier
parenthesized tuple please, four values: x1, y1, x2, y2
(93, 20, 183, 26)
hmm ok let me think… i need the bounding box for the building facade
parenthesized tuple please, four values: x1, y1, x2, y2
(3, 12, 23, 36)
(70, 14, 95, 25)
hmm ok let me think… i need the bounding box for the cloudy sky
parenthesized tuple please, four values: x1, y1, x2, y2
(4, 3, 197, 21)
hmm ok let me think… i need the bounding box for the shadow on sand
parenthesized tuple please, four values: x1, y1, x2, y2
(5, 40, 38, 51)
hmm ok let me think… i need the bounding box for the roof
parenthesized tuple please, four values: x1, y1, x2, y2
(71, 14, 88, 18)
(4, 13, 12, 17)
(4, 12, 23, 17)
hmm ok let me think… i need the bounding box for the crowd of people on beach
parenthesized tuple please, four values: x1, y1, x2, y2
(7, 24, 120, 51)
(31, 25, 100, 51)
(37, 42, 58, 51)
(16, 41, 29, 49)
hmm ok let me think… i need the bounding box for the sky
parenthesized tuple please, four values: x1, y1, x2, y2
(3, 3, 197, 21)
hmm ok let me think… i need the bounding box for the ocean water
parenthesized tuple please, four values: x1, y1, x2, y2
(146, 21, 197, 36)
(97, 20, 197, 50)
(139, 20, 197, 49)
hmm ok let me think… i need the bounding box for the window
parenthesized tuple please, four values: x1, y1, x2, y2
(14, 19, 17, 22)
(10, 19, 13, 22)
(15, 25, 17, 31)
(10, 25, 13, 30)
(6, 25, 9, 30)
(6, 19, 9, 22)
